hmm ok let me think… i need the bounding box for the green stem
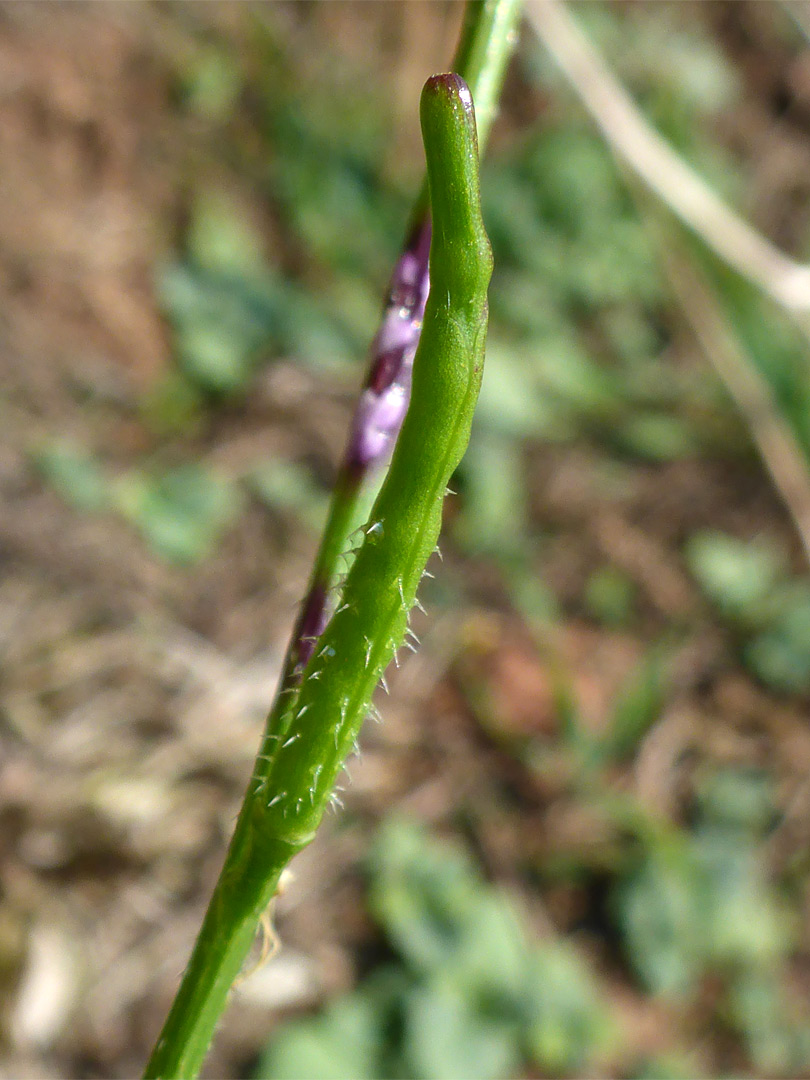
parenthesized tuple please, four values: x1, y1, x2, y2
(144, 816, 292, 1080)
(268, 0, 522, 698)
(454, 0, 523, 153)
(144, 5, 517, 1077)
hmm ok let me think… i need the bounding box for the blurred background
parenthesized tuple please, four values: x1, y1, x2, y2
(4, 1, 810, 1076)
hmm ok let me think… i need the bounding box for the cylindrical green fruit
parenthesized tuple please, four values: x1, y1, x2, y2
(252, 72, 493, 849)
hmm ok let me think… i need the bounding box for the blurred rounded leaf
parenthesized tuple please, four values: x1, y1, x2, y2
(523, 945, 615, 1074)
(179, 48, 242, 122)
(114, 464, 241, 565)
(368, 818, 484, 977)
(696, 768, 775, 834)
(615, 849, 707, 997)
(616, 413, 697, 462)
(685, 531, 785, 623)
(404, 983, 519, 1080)
(248, 459, 328, 534)
(256, 994, 383, 1080)
(187, 193, 265, 275)
(33, 442, 110, 513)
(745, 593, 810, 692)
(177, 319, 254, 394)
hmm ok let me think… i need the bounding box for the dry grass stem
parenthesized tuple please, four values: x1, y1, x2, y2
(526, 0, 810, 317)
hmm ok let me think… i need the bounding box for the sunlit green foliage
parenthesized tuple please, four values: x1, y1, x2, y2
(159, 194, 358, 394)
(114, 464, 241, 566)
(33, 442, 110, 513)
(257, 820, 615, 1080)
(686, 530, 810, 691)
(247, 460, 329, 536)
(34, 434, 324, 566)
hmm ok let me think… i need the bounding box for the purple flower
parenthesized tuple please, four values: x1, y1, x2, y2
(289, 217, 431, 677)
(346, 218, 431, 477)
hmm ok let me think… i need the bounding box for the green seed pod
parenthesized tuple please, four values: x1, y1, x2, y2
(253, 72, 493, 849)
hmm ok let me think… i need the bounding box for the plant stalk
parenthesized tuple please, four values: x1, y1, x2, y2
(144, 5, 519, 1077)
(277, 0, 521, 687)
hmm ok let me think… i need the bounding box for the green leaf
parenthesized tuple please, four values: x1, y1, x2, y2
(523, 945, 614, 1074)
(33, 442, 110, 513)
(615, 413, 697, 461)
(115, 464, 241, 565)
(451, 893, 532, 1004)
(696, 768, 775, 834)
(457, 433, 526, 555)
(696, 827, 790, 968)
(256, 994, 384, 1080)
(728, 974, 800, 1075)
(248, 460, 329, 534)
(532, 337, 619, 415)
(187, 194, 266, 275)
(404, 983, 519, 1080)
(139, 373, 205, 437)
(370, 819, 531, 1002)
(745, 590, 810, 692)
(685, 530, 785, 623)
(179, 47, 242, 122)
(369, 818, 483, 977)
(158, 262, 281, 393)
(628, 1053, 704, 1080)
(616, 848, 707, 996)
(474, 342, 567, 439)
(366, 820, 615, 1078)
